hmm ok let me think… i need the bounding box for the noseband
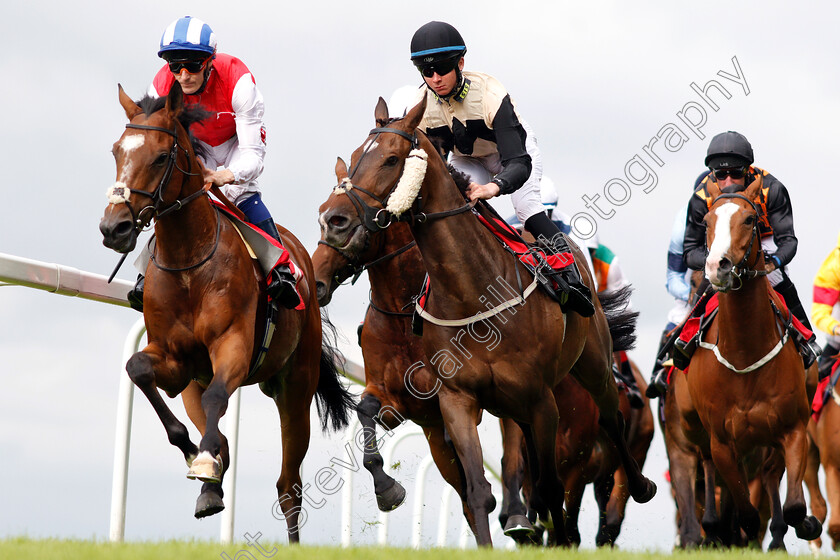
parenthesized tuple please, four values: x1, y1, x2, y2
(710, 192, 767, 289)
(113, 123, 204, 233)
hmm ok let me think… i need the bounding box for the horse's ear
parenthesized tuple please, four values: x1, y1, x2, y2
(335, 157, 348, 181)
(165, 81, 184, 119)
(743, 172, 762, 200)
(705, 175, 722, 199)
(118, 84, 143, 120)
(374, 97, 389, 127)
(403, 96, 427, 132)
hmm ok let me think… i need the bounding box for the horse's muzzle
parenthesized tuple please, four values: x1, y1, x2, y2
(706, 256, 733, 292)
(100, 216, 138, 253)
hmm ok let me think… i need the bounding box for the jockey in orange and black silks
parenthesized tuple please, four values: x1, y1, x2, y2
(682, 130, 821, 366)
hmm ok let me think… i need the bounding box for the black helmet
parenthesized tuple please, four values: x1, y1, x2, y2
(410, 21, 467, 71)
(704, 131, 754, 169)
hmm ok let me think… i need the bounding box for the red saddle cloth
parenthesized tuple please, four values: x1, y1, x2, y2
(676, 287, 813, 373)
(812, 362, 840, 422)
(211, 200, 304, 310)
(474, 213, 574, 275)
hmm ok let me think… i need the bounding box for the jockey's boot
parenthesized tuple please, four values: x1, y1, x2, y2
(818, 342, 840, 381)
(255, 218, 301, 310)
(524, 213, 594, 318)
(645, 329, 672, 398)
(614, 353, 644, 408)
(127, 274, 144, 313)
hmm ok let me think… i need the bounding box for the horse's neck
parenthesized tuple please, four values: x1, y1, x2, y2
(153, 181, 218, 267)
(367, 225, 425, 311)
(715, 276, 779, 346)
(409, 161, 514, 309)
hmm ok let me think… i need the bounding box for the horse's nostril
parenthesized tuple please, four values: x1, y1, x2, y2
(114, 221, 134, 237)
(719, 258, 732, 272)
(329, 215, 348, 229)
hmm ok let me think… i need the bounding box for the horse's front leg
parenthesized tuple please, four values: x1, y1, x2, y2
(497, 418, 534, 542)
(181, 381, 230, 518)
(188, 336, 249, 484)
(709, 437, 760, 543)
(125, 347, 198, 465)
(781, 426, 823, 540)
(357, 393, 406, 511)
(438, 390, 496, 547)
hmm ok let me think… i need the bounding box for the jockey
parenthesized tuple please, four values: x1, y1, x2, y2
(646, 171, 710, 398)
(683, 131, 821, 367)
(127, 15, 299, 311)
(405, 21, 594, 318)
(812, 233, 840, 380)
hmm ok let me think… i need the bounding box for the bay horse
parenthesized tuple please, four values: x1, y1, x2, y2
(316, 96, 655, 546)
(684, 178, 821, 544)
(99, 84, 353, 541)
(313, 178, 605, 543)
(312, 205, 480, 527)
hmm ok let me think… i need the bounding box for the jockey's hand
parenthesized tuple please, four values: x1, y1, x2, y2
(465, 181, 501, 201)
(203, 167, 235, 187)
(764, 260, 777, 274)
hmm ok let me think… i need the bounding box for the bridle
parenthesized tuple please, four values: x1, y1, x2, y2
(709, 192, 768, 290)
(118, 122, 206, 233)
(115, 121, 219, 273)
(333, 122, 475, 233)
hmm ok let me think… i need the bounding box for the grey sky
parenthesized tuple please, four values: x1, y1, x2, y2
(1, 0, 837, 551)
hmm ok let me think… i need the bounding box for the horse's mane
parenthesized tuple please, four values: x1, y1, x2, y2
(446, 163, 471, 196)
(135, 95, 212, 161)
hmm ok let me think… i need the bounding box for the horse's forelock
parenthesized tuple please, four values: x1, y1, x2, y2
(134, 94, 211, 160)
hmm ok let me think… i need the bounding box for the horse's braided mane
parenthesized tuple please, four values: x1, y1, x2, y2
(135, 95, 212, 161)
(446, 163, 471, 196)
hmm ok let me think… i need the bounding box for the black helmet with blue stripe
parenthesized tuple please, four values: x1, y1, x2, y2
(410, 21, 466, 72)
(158, 16, 217, 60)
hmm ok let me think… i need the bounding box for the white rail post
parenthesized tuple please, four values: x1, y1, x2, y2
(220, 388, 242, 544)
(108, 317, 146, 542)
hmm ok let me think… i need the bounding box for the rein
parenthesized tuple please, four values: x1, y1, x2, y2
(710, 192, 768, 290)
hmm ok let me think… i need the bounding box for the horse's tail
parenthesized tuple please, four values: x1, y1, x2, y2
(314, 310, 356, 433)
(600, 285, 639, 352)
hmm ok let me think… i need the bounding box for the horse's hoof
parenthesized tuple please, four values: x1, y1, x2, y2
(194, 491, 225, 519)
(375, 480, 406, 512)
(631, 478, 657, 503)
(187, 451, 223, 483)
(504, 515, 535, 541)
(796, 516, 823, 541)
(768, 539, 787, 552)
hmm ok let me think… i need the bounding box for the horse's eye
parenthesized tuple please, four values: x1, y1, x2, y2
(744, 215, 755, 225)
(384, 155, 399, 167)
(152, 153, 168, 167)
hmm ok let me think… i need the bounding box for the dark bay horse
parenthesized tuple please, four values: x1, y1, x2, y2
(314, 201, 635, 544)
(316, 96, 655, 546)
(685, 178, 821, 544)
(99, 84, 353, 541)
(312, 206, 480, 529)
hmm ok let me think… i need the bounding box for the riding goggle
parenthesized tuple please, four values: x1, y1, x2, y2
(713, 167, 747, 180)
(417, 58, 459, 78)
(168, 58, 210, 74)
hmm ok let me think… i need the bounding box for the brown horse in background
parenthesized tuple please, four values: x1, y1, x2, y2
(316, 96, 655, 546)
(99, 84, 353, 541)
(313, 208, 485, 530)
(684, 179, 821, 544)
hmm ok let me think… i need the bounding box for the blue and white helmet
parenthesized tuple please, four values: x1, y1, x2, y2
(158, 16, 217, 58)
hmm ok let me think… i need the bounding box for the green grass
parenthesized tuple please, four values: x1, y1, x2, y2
(0, 538, 792, 560)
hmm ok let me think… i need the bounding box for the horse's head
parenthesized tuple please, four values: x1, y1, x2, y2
(99, 83, 196, 253)
(703, 177, 764, 291)
(315, 96, 428, 303)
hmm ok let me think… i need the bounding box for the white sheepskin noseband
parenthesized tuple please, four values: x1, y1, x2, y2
(385, 149, 428, 216)
(107, 182, 130, 205)
(333, 177, 353, 194)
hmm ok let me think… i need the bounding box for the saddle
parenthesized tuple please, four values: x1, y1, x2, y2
(812, 359, 840, 422)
